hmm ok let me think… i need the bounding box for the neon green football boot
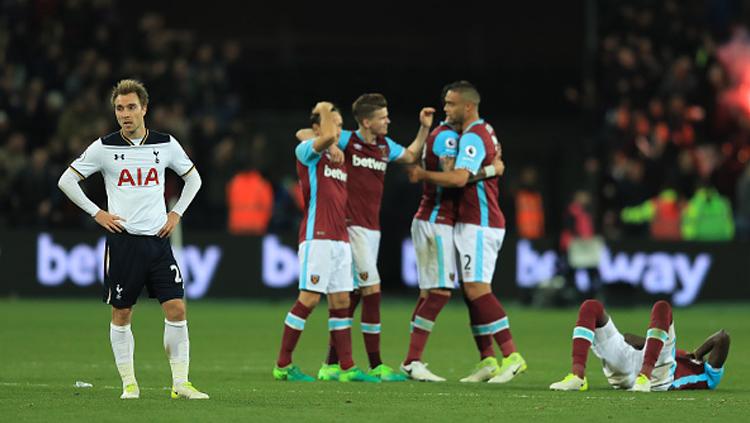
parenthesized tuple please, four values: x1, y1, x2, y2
(338, 366, 381, 383)
(488, 352, 528, 383)
(273, 364, 315, 382)
(549, 373, 588, 391)
(368, 364, 407, 382)
(317, 363, 342, 381)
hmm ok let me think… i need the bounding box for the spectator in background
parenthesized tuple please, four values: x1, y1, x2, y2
(560, 190, 602, 297)
(682, 182, 735, 241)
(736, 164, 750, 240)
(9, 147, 58, 227)
(620, 181, 684, 241)
(226, 165, 274, 236)
(515, 166, 545, 240)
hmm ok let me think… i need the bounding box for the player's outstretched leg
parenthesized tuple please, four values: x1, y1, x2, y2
(550, 299, 607, 391)
(274, 299, 316, 382)
(110, 318, 139, 399)
(631, 300, 672, 393)
(401, 291, 450, 382)
(163, 300, 208, 399)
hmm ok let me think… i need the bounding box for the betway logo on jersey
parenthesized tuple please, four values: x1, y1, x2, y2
(118, 168, 159, 186)
(516, 240, 712, 306)
(352, 154, 387, 172)
(323, 165, 347, 182)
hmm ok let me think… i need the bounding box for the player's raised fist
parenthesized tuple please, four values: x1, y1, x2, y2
(313, 101, 334, 114)
(419, 107, 436, 128)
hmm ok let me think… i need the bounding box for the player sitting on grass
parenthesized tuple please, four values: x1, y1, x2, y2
(550, 299, 729, 391)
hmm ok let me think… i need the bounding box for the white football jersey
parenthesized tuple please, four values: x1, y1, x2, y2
(69, 129, 195, 235)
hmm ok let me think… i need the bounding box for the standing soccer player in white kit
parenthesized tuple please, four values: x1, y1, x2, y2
(57, 79, 208, 399)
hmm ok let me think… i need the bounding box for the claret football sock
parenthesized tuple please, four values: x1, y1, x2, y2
(469, 294, 515, 357)
(164, 319, 190, 385)
(110, 322, 136, 386)
(571, 299, 605, 378)
(329, 308, 354, 370)
(640, 300, 672, 378)
(405, 292, 449, 364)
(466, 295, 494, 359)
(409, 296, 426, 333)
(361, 292, 382, 368)
(277, 301, 312, 368)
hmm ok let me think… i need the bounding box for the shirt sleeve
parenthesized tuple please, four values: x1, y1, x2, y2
(454, 132, 486, 175)
(68, 139, 103, 179)
(167, 136, 196, 177)
(385, 137, 406, 162)
(432, 130, 459, 158)
(295, 139, 321, 165)
(338, 130, 353, 150)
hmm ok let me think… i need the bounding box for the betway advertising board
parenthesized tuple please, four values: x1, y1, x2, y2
(1, 229, 748, 305)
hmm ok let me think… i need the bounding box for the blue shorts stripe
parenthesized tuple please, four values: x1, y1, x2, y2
(436, 234, 446, 288)
(474, 230, 484, 281)
(299, 243, 310, 291)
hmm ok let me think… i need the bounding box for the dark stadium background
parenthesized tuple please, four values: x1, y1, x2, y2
(1, 0, 749, 304)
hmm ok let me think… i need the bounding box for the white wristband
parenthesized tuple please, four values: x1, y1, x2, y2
(483, 164, 497, 178)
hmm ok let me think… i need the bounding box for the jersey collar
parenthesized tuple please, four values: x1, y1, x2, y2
(120, 129, 150, 146)
(464, 119, 484, 132)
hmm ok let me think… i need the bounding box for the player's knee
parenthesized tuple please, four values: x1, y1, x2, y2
(463, 282, 490, 300)
(298, 291, 321, 308)
(580, 299, 603, 315)
(360, 284, 380, 296)
(652, 300, 672, 313)
(111, 307, 132, 325)
(429, 288, 451, 297)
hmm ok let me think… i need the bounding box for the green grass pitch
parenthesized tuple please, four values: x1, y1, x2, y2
(1, 299, 748, 422)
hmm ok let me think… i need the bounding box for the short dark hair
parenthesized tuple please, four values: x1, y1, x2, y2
(310, 103, 340, 126)
(111, 79, 149, 108)
(352, 93, 387, 124)
(446, 80, 480, 104)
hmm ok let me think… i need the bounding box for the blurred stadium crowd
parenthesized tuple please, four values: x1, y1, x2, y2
(1, 0, 749, 241)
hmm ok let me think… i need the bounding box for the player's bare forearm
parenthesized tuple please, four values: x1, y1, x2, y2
(414, 168, 470, 188)
(296, 128, 314, 141)
(694, 329, 730, 368)
(400, 108, 435, 164)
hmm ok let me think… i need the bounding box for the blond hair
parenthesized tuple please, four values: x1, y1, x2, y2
(110, 79, 149, 108)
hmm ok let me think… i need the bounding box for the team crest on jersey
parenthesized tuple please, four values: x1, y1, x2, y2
(449, 273, 455, 282)
(465, 145, 477, 158)
(359, 272, 368, 281)
(310, 274, 320, 285)
(153, 150, 160, 163)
